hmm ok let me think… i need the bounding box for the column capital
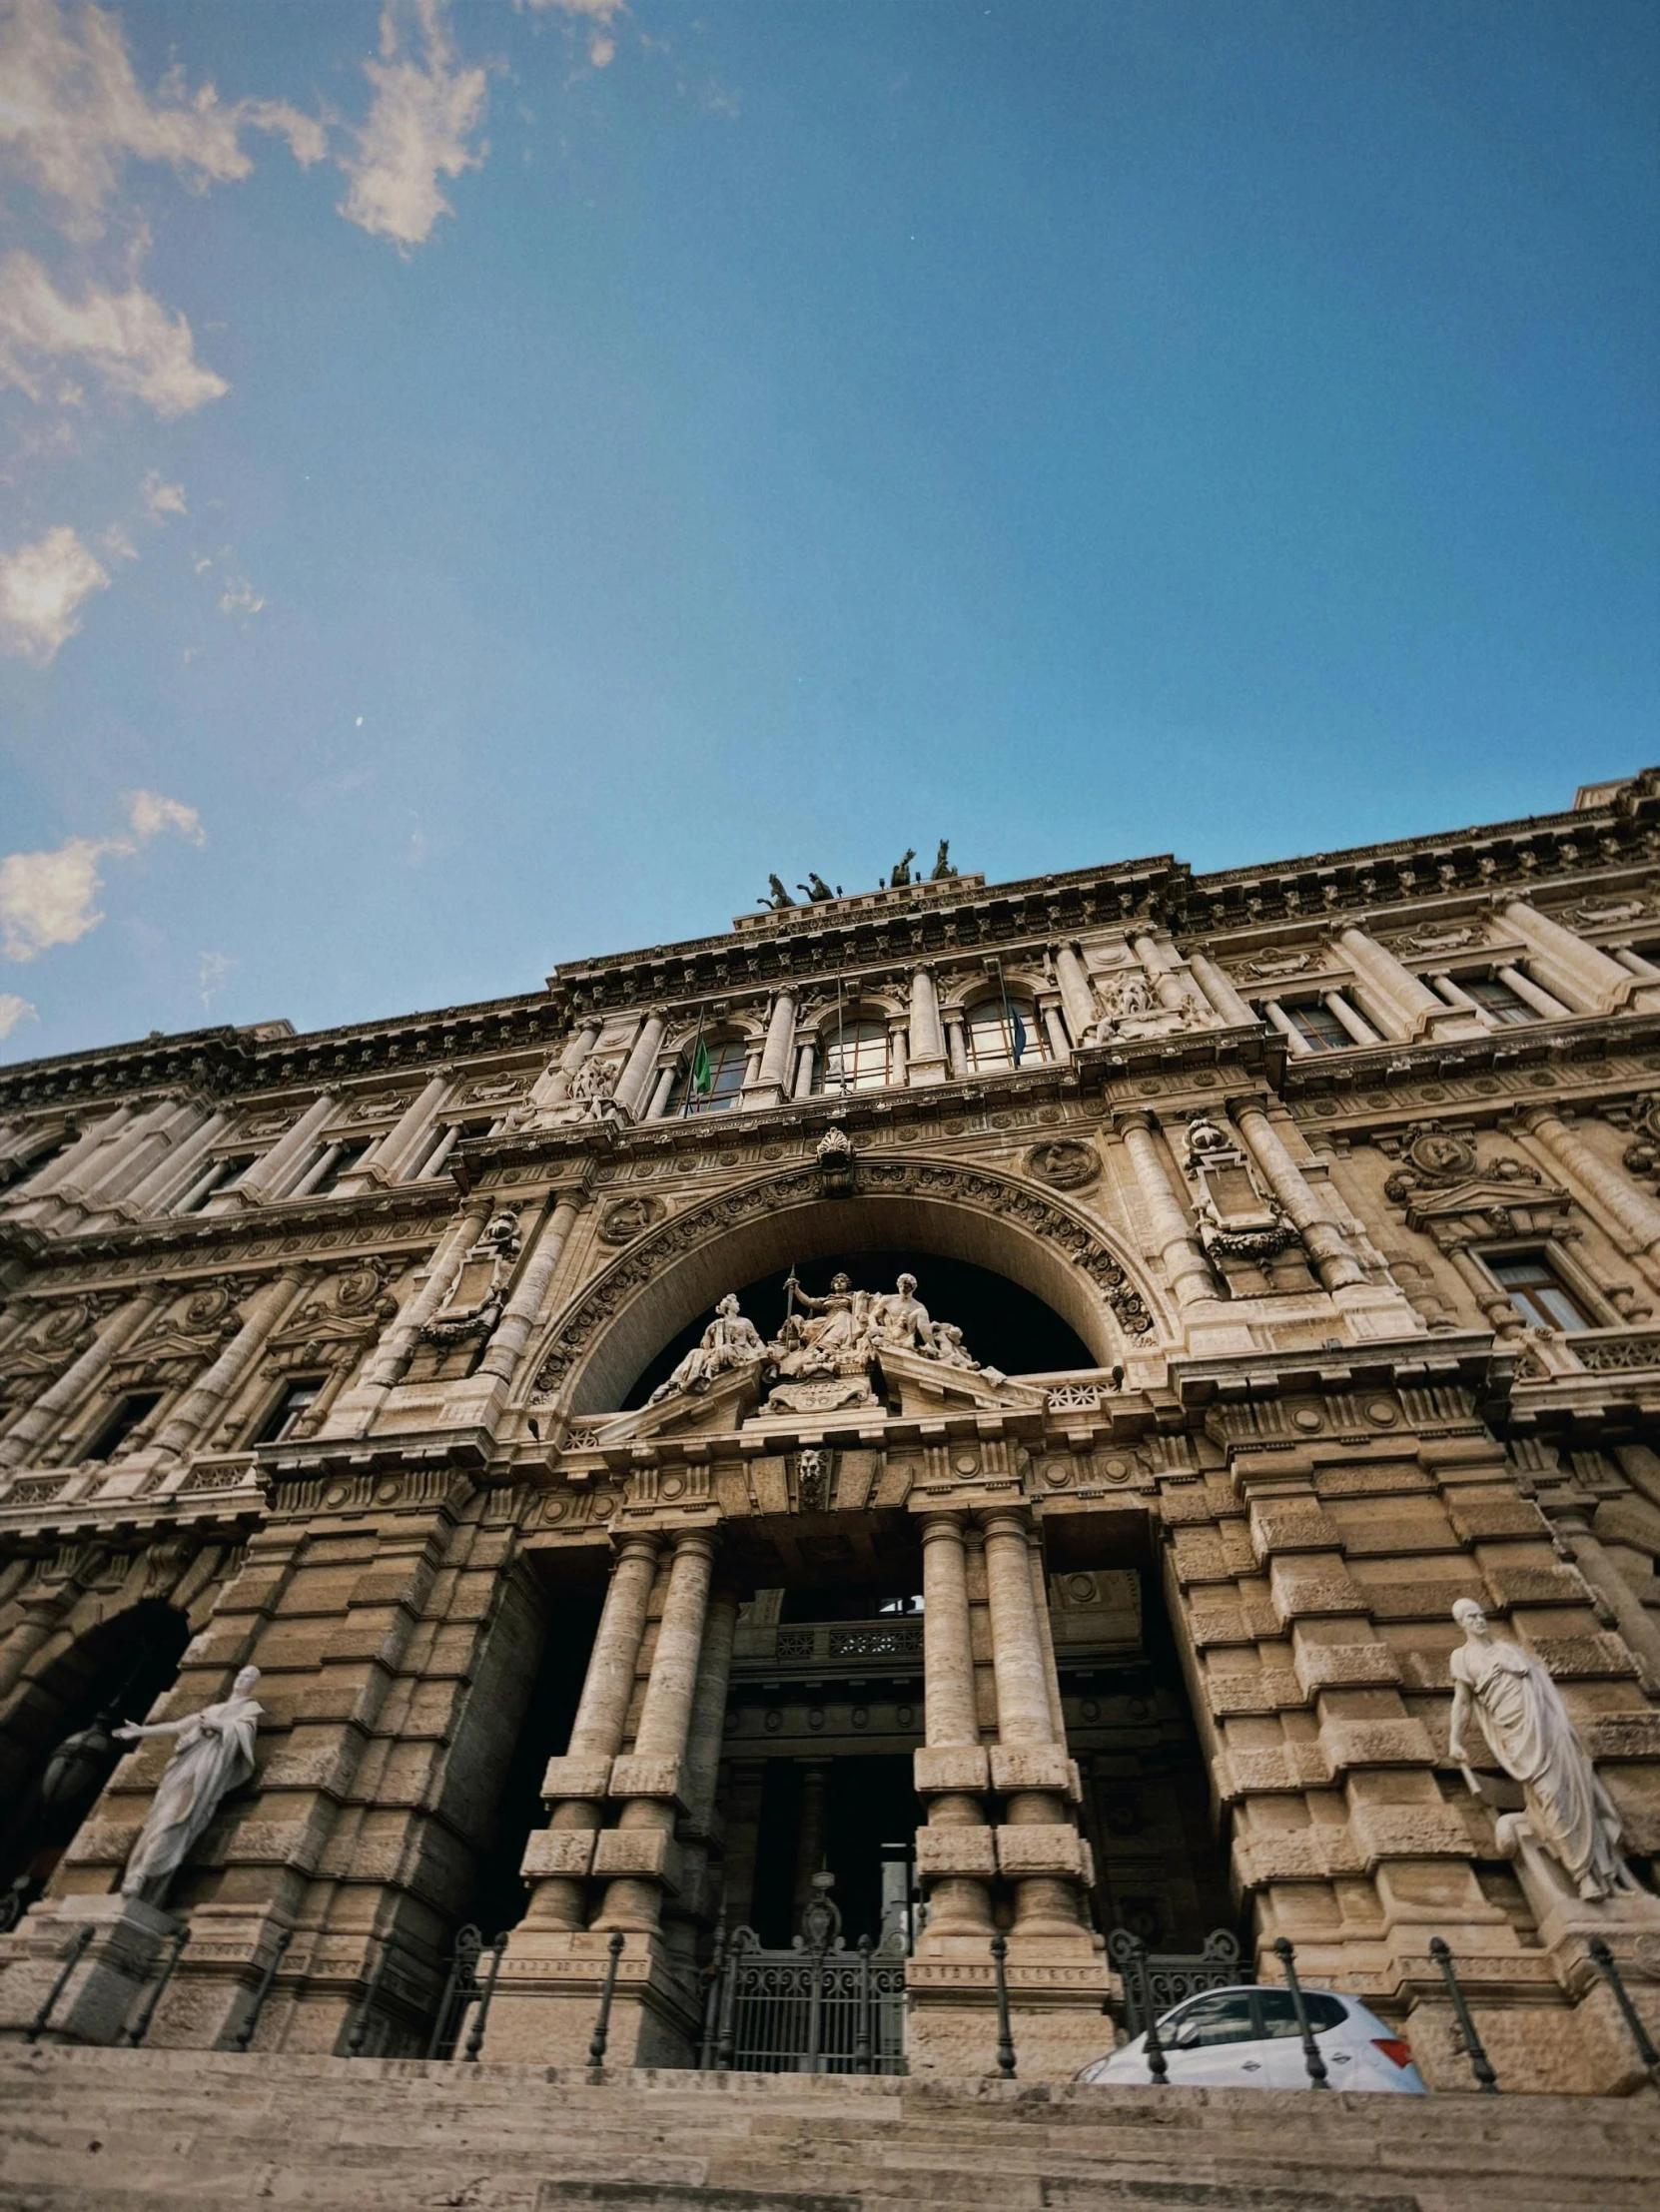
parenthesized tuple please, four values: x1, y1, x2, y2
(608, 1529, 664, 1568)
(975, 1502, 1033, 1541)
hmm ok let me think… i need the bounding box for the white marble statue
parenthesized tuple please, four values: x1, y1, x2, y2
(114, 1666, 265, 1905)
(647, 1293, 767, 1404)
(870, 1272, 934, 1354)
(1447, 1599, 1633, 1901)
(784, 1272, 875, 1370)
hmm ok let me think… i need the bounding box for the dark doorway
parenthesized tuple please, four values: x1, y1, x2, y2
(624, 1251, 1094, 1408)
(747, 1755, 917, 1950)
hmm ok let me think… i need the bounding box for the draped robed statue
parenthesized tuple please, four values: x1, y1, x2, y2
(115, 1665, 265, 1906)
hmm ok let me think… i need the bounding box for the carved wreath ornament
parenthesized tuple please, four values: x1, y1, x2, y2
(528, 1157, 1154, 1398)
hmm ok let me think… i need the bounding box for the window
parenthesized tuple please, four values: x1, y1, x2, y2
(1280, 1001, 1352, 1053)
(175, 1154, 256, 1213)
(963, 998, 1050, 1073)
(1164, 1992, 1259, 2049)
(668, 1037, 749, 1115)
(1485, 1251, 1596, 1332)
(1255, 1989, 1346, 2038)
(817, 1020, 891, 1095)
(85, 1390, 164, 1461)
(311, 1140, 368, 1195)
(1459, 974, 1534, 1027)
(253, 1376, 327, 1445)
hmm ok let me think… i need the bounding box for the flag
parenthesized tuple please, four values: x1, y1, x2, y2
(1010, 1007, 1028, 1066)
(690, 1036, 712, 1096)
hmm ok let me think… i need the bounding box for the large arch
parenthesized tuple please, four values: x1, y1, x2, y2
(527, 1157, 1165, 1416)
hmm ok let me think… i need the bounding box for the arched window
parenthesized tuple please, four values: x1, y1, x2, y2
(963, 997, 1050, 1073)
(668, 1036, 749, 1115)
(816, 1019, 891, 1095)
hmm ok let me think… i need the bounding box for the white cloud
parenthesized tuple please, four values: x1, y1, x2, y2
(0, 0, 324, 231)
(97, 520, 136, 561)
(339, 0, 488, 249)
(141, 470, 186, 521)
(0, 251, 229, 418)
(197, 949, 235, 1009)
(0, 993, 38, 1041)
(0, 791, 206, 963)
(518, 0, 626, 68)
(0, 524, 109, 662)
(219, 576, 265, 618)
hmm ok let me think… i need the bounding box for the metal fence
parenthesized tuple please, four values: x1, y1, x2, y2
(702, 1879, 907, 2074)
(1109, 1927, 1246, 2035)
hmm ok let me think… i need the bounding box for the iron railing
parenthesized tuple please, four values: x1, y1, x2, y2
(1108, 1927, 1245, 2035)
(703, 1880, 906, 2074)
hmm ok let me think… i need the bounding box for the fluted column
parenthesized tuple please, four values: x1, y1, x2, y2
(597, 1528, 718, 1932)
(1051, 943, 1096, 1040)
(613, 1011, 668, 1119)
(749, 990, 797, 1105)
(980, 1508, 1077, 1936)
(1233, 1102, 1364, 1292)
(1522, 1107, 1660, 1265)
(916, 1513, 993, 1933)
(0, 1291, 163, 1470)
(528, 1534, 662, 1930)
(1499, 898, 1653, 1016)
(476, 1188, 585, 1385)
(150, 1267, 307, 1461)
(1186, 950, 1254, 1027)
(1114, 1112, 1213, 1310)
(236, 1094, 340, 1203)
(114, 1109, 229, 1219)
(908, 968, 947, 1084)
(1330, 924, 1484, 1041)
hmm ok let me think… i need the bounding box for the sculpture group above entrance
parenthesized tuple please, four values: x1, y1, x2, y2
(645, 1268, 1002, 1418)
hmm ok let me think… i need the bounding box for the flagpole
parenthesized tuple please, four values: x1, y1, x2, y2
(993, 957, 1020, 1069)
(681, 1003, 707, 1118)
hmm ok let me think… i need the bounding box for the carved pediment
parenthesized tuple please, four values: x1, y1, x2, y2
(876, 1344, 1045, 1415)
(574, 1359, 766, 1450)
(1388, 1174, 1572, 1241)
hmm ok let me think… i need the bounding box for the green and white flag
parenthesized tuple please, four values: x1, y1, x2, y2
(689, 1035, 712, 1097)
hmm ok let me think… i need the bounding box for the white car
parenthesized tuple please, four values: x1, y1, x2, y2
(1076, 1982, 1427, 2093)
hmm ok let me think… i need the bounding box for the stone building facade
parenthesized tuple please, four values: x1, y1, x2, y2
(2, 775, 1660, 2091)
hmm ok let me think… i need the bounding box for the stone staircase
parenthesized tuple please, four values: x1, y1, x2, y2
(0, 2048, 1656, 2212)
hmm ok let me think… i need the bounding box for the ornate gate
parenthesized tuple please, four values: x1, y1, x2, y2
(701, 1880, 908, 2074)
(1109, 1927, 1247, 2034)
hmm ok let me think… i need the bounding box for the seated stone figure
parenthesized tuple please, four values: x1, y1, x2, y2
(648, 1293, 767, 1404)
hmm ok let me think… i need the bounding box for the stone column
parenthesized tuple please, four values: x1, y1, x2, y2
(0, 1292, 163, 1471)
(1522, 1106, 1660, 1265)
(1186, 950, 1254, 1027)
(475, 1188, 586, 1385)
(1547, 1507, 1660, 1688)
(791, 1764, 830, 1927)
(749, 991, 796, 1106)
(1233, 1102, 1365, 1292)
(150, 1268, 307, 1461)
(644, 1065, 676, 1120)
(525, 1534, 662, 1930)
(1330, 924, 1486, 1041)
(535, 1019, 603, 1107)
(356, 1079, 448, 1189)
(907, 968, 948, 1085)
(1611, 944, 1660, 982)
(1426, 972, 1486, 1017)
(792, 1040, 817, 1099)
(1496, 963, 1572, 1021)
(1499, 897, 1654, 1015)
(1038, 994, 1071, 1059)
(1446, 1241, 1527, 1339)
(49, 1105, 174, 1215)
(335, 1202, 490, 1434)
(6, 1108, 128, 1216)
(79, 1100, 201, 1210)
(1027, 1536, 1066, 1745)
(1322, 990, 1381, 1046)
(114, 1110, 229, 1219)
(914, 1513, 993, 1933)
(613, 1012, 668, 1120)
(1048, 944, 1095, 1041)
(944, 1009, 968, 1080)
(1261, 999, 1313, 1055)
(596, 1528, 717, 1933)
(886, 1020, 908, 1089)
(1130, 932, 1198, 1016)
(1115, 1112, 1214, 1311)
(667, 1585, 740, 1967)
(979, 1508, 1078, 1937)
(236, 1095, 340, 1204)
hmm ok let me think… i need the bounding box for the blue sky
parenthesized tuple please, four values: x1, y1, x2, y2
(1, 0, 1656, 1065)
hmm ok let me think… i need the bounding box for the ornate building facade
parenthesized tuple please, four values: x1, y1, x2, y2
(2, 775, 1660, 2092)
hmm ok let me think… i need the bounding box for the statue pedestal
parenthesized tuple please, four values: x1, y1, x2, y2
(0, 1893, 178, 2046)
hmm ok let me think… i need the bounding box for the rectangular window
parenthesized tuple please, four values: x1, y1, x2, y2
(85, 1390, 165, 1461)
(1485, 1251, 1595, 1332)
(1282, 1000, 1351, 1053)
(1460, 974, 1534, 1027)
(175, 1154, 256, 1213)
(312, 1140, 368, 1195)
(253, 1376, 327, 1445)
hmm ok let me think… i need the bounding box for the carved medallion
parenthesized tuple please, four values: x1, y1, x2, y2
(597, 1195, 665, 1244)
(1026, 1139, 1101, 1190)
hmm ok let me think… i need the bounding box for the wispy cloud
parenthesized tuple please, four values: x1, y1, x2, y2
(218, 575, 266, 619)
(140, 469, 186, 521)
(339, 0, 488, 249)
(0, 523, 109, 662)
(0, 790, 205, 964)
(0, 0, 325, 234)
(0, 251, 229, 418)
(519, 0, 628, 70)
(0, 993, 38, 1041)
(196, 949, 235, 1010)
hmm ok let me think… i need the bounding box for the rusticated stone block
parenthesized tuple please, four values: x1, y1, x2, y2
(1449, 1500, 1550, 1542)
(1347, 1800, 1471, 1859)
(62, 1821, 139, 1866)
(1188, 1603, 1249, 1648)
(1582, 1711, 1660, 1759)
(541, 1754, 613, 1801)
(1526, 1633, 1639, 1679)
(608, 1755, 683, 1803)
(914, 1826, 997, 1877)
(1204, 1664, 1303, 1716)
(1318, 1718, 1435, 1772)
(1292, 1639, 1401, 1695)
(913, 1745, 989, 1796)
(520, 1829, 595, 1878)
(994, 1824, 1084, 1877)
(1270, 1562, 1368, 1620)
(1483, 1562, 1590, 1607)
(988, 1745, 1071, 1796)
(1169, 1529, 1231, 1586)
(1250, 1502, 1342, 1558)
(591, 1827, 680, 1890)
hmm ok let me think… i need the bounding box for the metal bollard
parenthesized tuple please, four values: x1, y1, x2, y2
(990, 1933, 1016, 2079)
(1588, 1936, 1660, 2073)
(854, 1934, 873, 2075)
(25, 1923, 93, 2044)
(1428, 1937, 1498, 2093)
(588, 1930, 625, 2067)
(1271, 1936, 1328, 2089)
(227, 1926, 292, 2052)
(461, 1933, 505, 2063)
(123, 1923, 190, 2047)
